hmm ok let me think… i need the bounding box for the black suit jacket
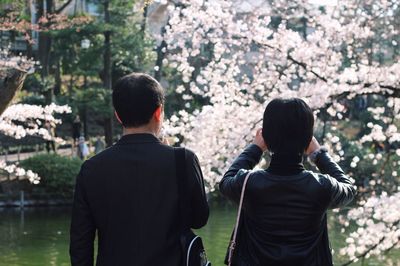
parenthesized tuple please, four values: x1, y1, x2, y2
(220, 144, 356, 266)
(70, 133, 209, 266)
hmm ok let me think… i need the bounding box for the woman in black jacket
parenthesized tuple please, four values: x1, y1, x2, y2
(220, 98, 356, 266)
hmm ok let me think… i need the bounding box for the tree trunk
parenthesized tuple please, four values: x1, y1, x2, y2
(154, 39, 167, 81)
(103, 0, 113, 147)
(154, 25, 167, 81)
(140, 4, 149, 34)
(68, 73, 74, 95)
(37, 0, 54, 103)
(37, 0, 52, 78)
(104, 117, 113, 146)
(54, 59, 61, 95)
(25, 0, 33, 58)
(83, 75, 88, 139)
(0, 69, 28, 116)
(83, 105, 88, 139)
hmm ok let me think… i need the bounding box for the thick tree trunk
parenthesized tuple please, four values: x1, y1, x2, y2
(38, 32, 51, 79)
(37, 0, 54, 104)
(37, 0, 52, 78)
(0, 69, 27, 116)
(103, 0, 113, 147)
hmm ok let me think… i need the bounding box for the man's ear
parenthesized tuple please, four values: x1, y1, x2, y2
(153, 106, 163, 122)
(114, 111, 123, 125)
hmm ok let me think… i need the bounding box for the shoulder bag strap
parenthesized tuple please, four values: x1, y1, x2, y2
(228, 171, 252, 266)
(174, 147, 188, 230)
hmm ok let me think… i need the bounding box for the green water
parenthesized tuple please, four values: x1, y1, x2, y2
(0, 205, 398, 266)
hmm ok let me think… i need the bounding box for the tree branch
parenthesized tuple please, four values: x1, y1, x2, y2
(55, 0, 74, 14)
(0, 69, 28, 116)
(287, 55, 328, 82)
(255, 40, 400, 96)
(341, 219, 400, 266)
(340, 236, 386, 266)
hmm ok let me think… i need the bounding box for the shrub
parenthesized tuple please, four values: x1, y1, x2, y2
(20, 154, 82, 197)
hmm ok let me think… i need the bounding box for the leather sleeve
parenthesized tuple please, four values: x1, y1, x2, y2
(315, 151, 357, 209)
(219, 144, 263, 204)
(70, 162, 96, 266)
(186, 150, 210, 229)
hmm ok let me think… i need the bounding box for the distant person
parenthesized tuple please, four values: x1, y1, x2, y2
(77, 136, 89, 160)
(220, 98, 356, 266)
(72, 115, 81, 146)
(45, 121, 56, 153)
(70, 73, 209, 265)
(94, 135, 105, 154)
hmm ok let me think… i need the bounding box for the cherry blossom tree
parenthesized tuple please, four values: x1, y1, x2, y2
(0, 0, 90, 184)
(0, 50, 71, 184)
(1, 50, 75, 203)
(0, 58, 71, 186)
(161, 0, 399, 186)
(155, 0, 399, 263)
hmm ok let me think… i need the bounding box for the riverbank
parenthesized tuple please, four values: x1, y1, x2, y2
(0, 188, 220, 208)
(0, 194, 72, 207)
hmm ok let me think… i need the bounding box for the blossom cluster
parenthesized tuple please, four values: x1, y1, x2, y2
(0, 103, 70, 185)
(0, 160, 40, 184)
(0, 11, 93, 42)
(161, 0, 399, 189)
(0, 103, 71, 141)
(340, 192, 400, 262)
(0, 48, 36, 72)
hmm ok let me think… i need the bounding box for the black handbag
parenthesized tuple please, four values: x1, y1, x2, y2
(174, 147, 211, 266)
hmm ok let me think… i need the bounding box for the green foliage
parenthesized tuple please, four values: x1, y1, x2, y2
(49, 1, 155, 81)
(0, 0, 25, 15)
(21, 73, 56, 104)
(112, 30, 156, 80)
(52, 24, 104, 77)
(19, 94, 47, 106)
(321, 96, 400, 197)
(20, 154, 82, 197)
(73, 87, 112, 118)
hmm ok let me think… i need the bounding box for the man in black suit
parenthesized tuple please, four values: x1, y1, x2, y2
(70, 73, 209, 266)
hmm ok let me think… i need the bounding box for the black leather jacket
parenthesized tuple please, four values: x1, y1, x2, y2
(220, 144, 356, 266)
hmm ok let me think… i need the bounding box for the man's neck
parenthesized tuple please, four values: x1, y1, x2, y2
(123, 126, 157, 137)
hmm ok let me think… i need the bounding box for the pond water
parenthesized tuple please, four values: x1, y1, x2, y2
(0, 204, 398, 266)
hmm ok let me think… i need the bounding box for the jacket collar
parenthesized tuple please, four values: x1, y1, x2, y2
(267, 152, 305, 176)
(116, 133, 161, 144)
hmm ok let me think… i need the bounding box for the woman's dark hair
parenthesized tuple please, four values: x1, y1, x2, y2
(262, 98, 314, 154)
(112, 73, 164, 128)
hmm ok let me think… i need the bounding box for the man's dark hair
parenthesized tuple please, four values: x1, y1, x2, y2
(112, 73, 165, 128)
(262, 98, 314, 154)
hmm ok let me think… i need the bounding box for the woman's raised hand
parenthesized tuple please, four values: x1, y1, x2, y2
(253, 128, 268, 152)
(305, 136, 321, 155)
